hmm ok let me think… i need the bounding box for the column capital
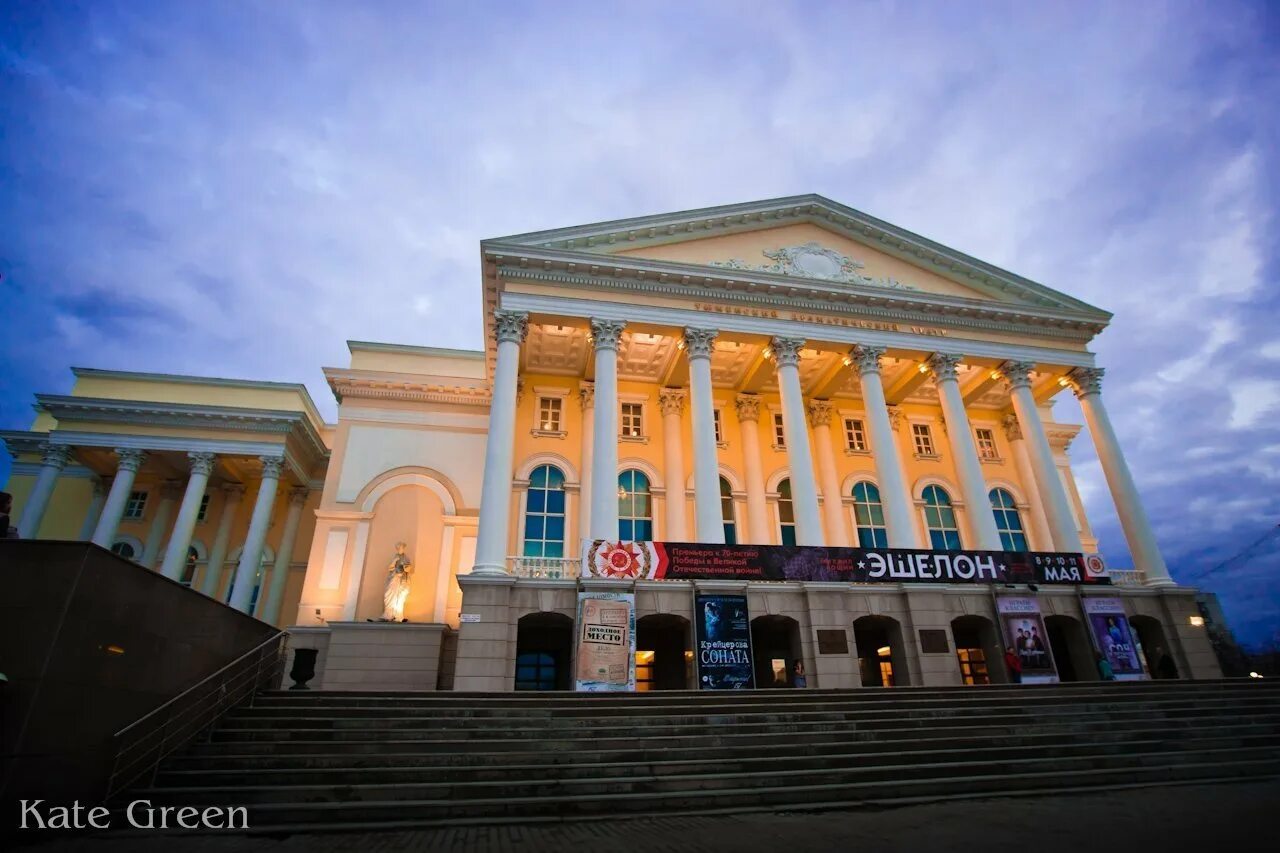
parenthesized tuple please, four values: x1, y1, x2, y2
(682, 327, 718, 360)
(187, 451, 217, 476)
(806, 399, 833, 427)
(159, 480, 186, 501)
(259, 456, 286, 479)
(848, 345, 886, 376)
(999, 360, 1036, 390)
(770, 336, 805, 368)
(925, 352, 962, 382)
(589, 318, 626, 351)
(578, 381, 595, 410)
(493, 309, 529, 344)
(1067, 367, 1105, 398)
(114, 448, 148, 473)
(1001, 412, 1023, 442)
(40, 442, 72, 469)
(734, 393, 761, 422)
(288, 486, 310, 506)
(221, 482, 247, 499)
(658, 387, 687, 416)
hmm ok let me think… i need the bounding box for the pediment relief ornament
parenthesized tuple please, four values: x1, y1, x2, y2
(711, 241, 917, 291)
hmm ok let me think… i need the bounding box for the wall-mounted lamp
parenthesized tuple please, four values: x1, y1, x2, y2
(1189, 615, 1205, 627)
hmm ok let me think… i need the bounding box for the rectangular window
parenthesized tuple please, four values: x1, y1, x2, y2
(773, 412, 786, 448)
(620, 402, 644, 439)
(123, 491, 148, 520)
(196, 493, 212, 522)
(912, 423, 935, 456)
(713, 409, 724, 443)
(537, 396, 563, 433)
(843, 417, 867, 452)
(975, 428, 998, 460)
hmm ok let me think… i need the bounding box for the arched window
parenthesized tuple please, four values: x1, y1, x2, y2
(922, 485, 961, 550)
(851, 481, 888, 548)
(111, 541, 136, 560)
(777, 478, 796, 546)
(720, 477, 737, 545)
(618, 469, 653, 541)
(181, 546, 199, 587)
(523, 465, 567, 557)
(989, 488, 1028, 552)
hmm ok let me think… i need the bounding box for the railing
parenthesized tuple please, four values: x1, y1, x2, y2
(1108, 569, 1146, 588)
(508, 556, 582, 579)
(104, 631, 288, 802)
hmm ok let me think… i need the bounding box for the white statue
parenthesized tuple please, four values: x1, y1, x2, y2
(380, 541, 413, 622)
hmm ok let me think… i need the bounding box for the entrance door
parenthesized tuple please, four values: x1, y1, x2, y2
(636, 614, 693, 690)
(750, 616, 802, 688)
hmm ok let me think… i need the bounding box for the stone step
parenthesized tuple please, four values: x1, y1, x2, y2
(121, 758, 1280, 830)
(161, 724, 1280, 773)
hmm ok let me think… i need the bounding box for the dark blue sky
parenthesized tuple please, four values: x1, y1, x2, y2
(2, 1, 1278, 644)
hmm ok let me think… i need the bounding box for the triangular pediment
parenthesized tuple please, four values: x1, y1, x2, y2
(485, 195, 1109, 317)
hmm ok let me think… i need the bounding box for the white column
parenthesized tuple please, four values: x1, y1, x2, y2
(735, 394, 771, 544)
(200, 483, 245, 596)
(1002, 361, 1083, 552)
(658, 388, 689, 541)
(228, 456, 284, 614)
(140, 481, 182, 569)
(472, 309, 528, 574)
(160, 452, 217, 580)
(807, 400, 851, 547)
(1002, 414, 1053, 550)
(578, 381, 594, 546)
(589, 318, 625, 541)
(928, 354, 1003, 550)
(685, 327, 725, 544)
(92, 449, 147, 548)
(261, 487, 309, 623)
(79, 478, 107, 541)
(1070, 368, 1173, 585)
(850, 346, 920, 548)
(18, 443, 72, 538)
(771, 337, 823, 545)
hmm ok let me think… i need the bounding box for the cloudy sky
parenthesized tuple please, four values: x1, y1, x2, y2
(2, 1, 1278, 643)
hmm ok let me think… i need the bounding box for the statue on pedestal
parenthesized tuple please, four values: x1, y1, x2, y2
(380, 541, 413, 622)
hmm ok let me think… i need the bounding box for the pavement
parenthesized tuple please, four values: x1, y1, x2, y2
(9, 779, 1280, 852)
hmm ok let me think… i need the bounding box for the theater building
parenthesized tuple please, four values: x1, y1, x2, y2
(2, 195, 1219, 691)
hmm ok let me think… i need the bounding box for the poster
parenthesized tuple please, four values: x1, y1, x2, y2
(574, 591, 636, 692)
(1082, 597, 1146, 680)
(694, 594, 754, 690)
(582, 540, 1106, 586)
(996, 596, 1059, 683)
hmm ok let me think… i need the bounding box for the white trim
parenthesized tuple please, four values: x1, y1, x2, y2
(360, 471, 458, 515)
(841, 472, 881, 495)
(685, 463, 744, 493)
(7, 462, 99, 480)
(618, 457, 663, 488)
(765, 466, 792, 494)
(913, 475, 962, 502)
(515, 453, 580, 484)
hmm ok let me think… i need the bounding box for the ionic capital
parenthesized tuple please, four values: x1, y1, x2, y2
(658, 388, 687, 417)
(493, 309, 529, 345)
(114, 448, 148, 473)
(187, 451, 217, 476)
(589, 318, 626, 351)
(770, 336, 805, 368)
(1067, 367, 1105, 398)
(40, 442, 72, 469)
(849, 345, 886, 376)
(578, 381, 595, 410)
(806, 399, 833, 427)
(259, 455, 286, 480)
(734, 394, 761, 422)
(926, 352, 962, 383)
(682, 327, 718, 360)
(1000, 360, 1036, 391)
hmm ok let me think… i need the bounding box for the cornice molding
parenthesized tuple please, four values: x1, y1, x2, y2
(325, 369, 492, 407)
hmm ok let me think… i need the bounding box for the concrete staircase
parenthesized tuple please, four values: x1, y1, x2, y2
(130, 680, 1280, 832)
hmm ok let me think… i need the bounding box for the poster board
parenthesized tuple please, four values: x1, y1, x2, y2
(694, 594, 754, 689)
(1082, 597, 1146, 680)
(996, 596, 1059, 683)
(574, 591, 636, 692)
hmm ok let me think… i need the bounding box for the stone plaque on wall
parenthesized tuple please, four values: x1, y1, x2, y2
(816, 630, 849, 655)
(919, 629, 950, 654)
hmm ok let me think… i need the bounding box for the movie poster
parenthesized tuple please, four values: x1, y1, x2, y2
(694, 594, 754, 689)
(574, 591, 636, 692)
(996, 597, 1059, 683)
(1083, 597, 1145, 680)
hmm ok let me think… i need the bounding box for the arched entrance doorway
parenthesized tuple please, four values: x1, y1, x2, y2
(1045, 614, 1098, 682)
(951, 614, 1003, 684)
(636, 614, 693, 690)
(853, 615, 908, 687)
(514, 612, 573, 690)
(751, 615, 802, 688)
(1130, 615, 1178, 679)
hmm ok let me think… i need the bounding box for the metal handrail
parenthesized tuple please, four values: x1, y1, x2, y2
(104, 630, 288, 802)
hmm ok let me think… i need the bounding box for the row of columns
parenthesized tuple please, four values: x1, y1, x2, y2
(17, 445, 310, 618)
(470, 309, 1171, 586)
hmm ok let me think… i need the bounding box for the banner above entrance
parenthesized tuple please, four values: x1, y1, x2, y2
(583, 540, 1108, 586)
